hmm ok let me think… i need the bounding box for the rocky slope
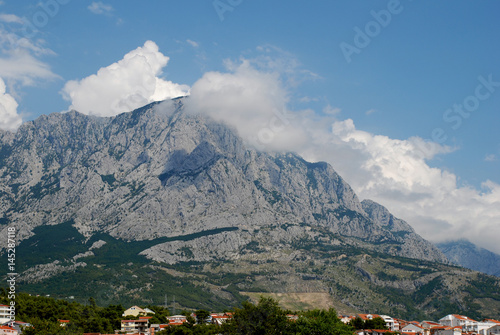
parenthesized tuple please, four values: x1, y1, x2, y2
(3, 98, 500, 319)
(0, 97, 446, 263)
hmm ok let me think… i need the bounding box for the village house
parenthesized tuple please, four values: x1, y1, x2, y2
(210, 312, 232, 325)
(355, 329, 393, 335)
(421, 321, 443, 329)
(439, 314, 478, 332)
(59, 319, 70, 327)
(476, 321, 500, 335)
(1, 321, 31, 335)
(380, 315, 399, 331)
(485, 325, 500, 335)
(0, 306, 12, 324)
(430, 326, 462, 335)
(0, 325, 17, 335)
(402, 323, 425, 335)
(122, 306, 155, 317)
(167, 315, 188, 326)
(340, 315, 356, 324)
(120, 319, 149, 334)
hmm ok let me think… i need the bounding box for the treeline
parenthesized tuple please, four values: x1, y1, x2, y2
(1, 289, 363, 334)
(0, 289, 167, 334)
(158, 297, 355, 335)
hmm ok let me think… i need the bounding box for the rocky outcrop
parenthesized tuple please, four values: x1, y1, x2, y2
(361, 199, 448, 262)
(0, 98, 447, 265)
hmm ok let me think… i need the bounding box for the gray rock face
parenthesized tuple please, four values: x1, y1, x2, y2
(361, 199, 448, 263)
(436, 239, 500, 277)
(0, 97, 447, 265)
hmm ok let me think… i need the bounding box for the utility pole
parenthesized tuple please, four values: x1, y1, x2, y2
(172, 296, 176, 316)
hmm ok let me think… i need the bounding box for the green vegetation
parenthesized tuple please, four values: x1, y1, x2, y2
(0, 290, 126, 334)
(349, 316, 388, 330)
(0, 292, 353, 335)
(220, 297, 354, 335)
(100, 174, 116, 186)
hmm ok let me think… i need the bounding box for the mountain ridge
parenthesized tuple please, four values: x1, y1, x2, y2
(437, 239, 500, 277)
(1, 98, 500, 319)
(0, 98, 446, 262)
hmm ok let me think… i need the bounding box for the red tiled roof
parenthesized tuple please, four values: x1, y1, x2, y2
(0, 326, 15, 330)
(452, 315, 477, 322)
(358, 314, 381, 320)
(484, 319, 500, 324)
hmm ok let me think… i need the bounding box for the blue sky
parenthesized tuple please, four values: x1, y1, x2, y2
(1, 1, 500, 252)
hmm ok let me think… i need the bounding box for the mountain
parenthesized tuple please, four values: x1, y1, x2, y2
(436, 240, 500, 277)
(1, 98, 500, 319)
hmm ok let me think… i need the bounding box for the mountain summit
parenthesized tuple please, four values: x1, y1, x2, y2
(0, 98, 444, 262)
(1, 98, 499, 319)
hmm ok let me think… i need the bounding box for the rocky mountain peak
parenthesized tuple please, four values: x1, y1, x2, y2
(0, 98, 446, 265)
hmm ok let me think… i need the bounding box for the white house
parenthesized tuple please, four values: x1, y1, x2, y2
(478, 321, 500, 335)
(431, 326, 462, 335)
(483, 325, 500, 335)
(0, 325, 17, 335)
(0, 306, 12, 324)
(380, 315, 399, 331)
(439, 314, 478, 332)
(122, 306, 154, 317)
(402, 324, 425, 334)
(120, 319, 149, 334)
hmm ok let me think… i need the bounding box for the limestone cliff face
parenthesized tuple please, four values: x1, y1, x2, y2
(0, 98, 446, 264)
(361, 199, 448, 263)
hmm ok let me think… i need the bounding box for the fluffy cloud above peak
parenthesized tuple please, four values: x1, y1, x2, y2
(302, 118, 500, 253)
(184, 58, 500, 253)
(185, 60, 310, 152)
(61, 41, 189, 117)
(0, 78, 22, 131)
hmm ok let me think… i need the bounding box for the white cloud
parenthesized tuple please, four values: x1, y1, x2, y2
(186, 39, 199, 48)
(300, 118, 500, 254)
(323, 104, 341, 116)
(299, 96, 319, 103)
(61, 40, 189, 117)
(0, 26, 58, 86)
(88, 2, 113, 15)
(0, 78, 22, 131)
(184, 59, 311, 152)
(365, 109, 376, 115)
(183, 58, 500, 254)
(485, 154, 497, 162)
(0, 13, 23, 24)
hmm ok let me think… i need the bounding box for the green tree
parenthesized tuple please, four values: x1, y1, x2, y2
(365, 317, 388, 330)
(221, 297, 291, 334)
(350, 317, 365, 330)
(195, 309, 211, 324)
(292, 309, 354, 335)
